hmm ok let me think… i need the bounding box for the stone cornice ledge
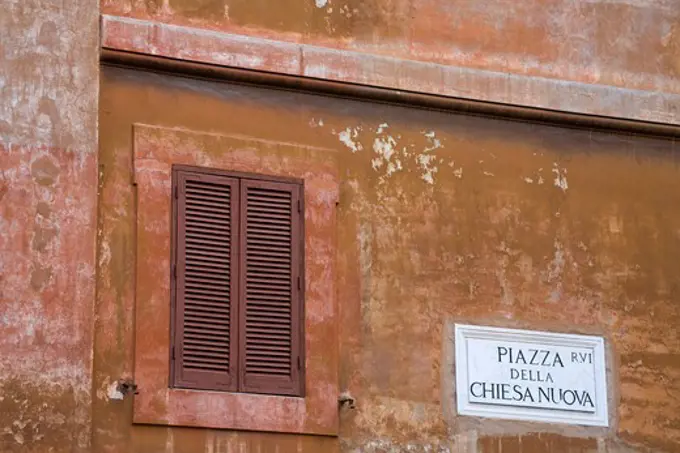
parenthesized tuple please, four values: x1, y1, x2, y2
(102, 14, 680, 127)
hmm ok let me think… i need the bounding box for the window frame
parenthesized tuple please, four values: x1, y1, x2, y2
(169, 164, 306, 397)
(130, 125, 339, 435)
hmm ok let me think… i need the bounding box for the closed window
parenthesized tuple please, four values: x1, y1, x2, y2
(170, 165, 304, 397)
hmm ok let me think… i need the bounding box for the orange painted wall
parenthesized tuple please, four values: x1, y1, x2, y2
(95, 66, 680, 452)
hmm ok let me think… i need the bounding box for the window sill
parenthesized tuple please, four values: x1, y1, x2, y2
(134, 387, 326, 434)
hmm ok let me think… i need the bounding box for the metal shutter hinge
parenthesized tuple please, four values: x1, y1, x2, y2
(297, 356, 301, 370)
(297, 199, 301, 213)
(297, 276, 301, 290)
(172, 264, 177, 281)
(171, 346, 176, 361)
(174, 185, 178, 199)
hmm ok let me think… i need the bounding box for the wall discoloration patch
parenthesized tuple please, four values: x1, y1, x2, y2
(0, 379, 86, 451)
(0, 145, 98, 452)
(30, 155, 60, 187)
(0, 0, 98, 444)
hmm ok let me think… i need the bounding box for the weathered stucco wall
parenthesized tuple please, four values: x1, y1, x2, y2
(0, 0, 99, 451)
(100, 0, 680, 93)
(97, 66, 680, 452)
(1, 0, 677, 451)
(100, 0, 680, 124)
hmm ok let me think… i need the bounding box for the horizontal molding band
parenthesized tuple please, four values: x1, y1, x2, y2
(101, 14, 680, 134)
(101, 48, 680, 140)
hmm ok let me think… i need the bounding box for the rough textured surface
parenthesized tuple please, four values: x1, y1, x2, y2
(4, 0, 680, 449)
(0, 0, 99, 451)
(98, 66, 680, 452)
(100, 0, 680, 123)
(101, 15, 680, 126)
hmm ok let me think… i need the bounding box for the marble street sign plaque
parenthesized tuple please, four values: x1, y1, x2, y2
(455, 324, 608, 427)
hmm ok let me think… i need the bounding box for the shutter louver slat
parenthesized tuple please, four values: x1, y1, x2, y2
(239, 180, 303, 396)
(172, 171, 239, 391)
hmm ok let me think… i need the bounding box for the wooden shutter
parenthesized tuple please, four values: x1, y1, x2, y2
(171, 169, 239, 391)
(239, 179, 304, 396)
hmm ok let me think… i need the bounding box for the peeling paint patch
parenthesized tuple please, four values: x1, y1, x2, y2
(309, 117, 324, 128)
(334, 125, 456, 185)
(373, 135, 396, 162)
(545, 239, 566, 303)
(417, 154, 438, 184)
(95, 376, 124, 401)
(107, 382, 124, 401)
(417, 130, 444, 184)
(314, 0, 328, 8)
(524, 167, 546, 185)
(448, 160, 464, 179)
(337, 127, 363, 153)
(372, 134, 401, 178)
(423, 130, 442, 152)
(553, 163, 569, 192)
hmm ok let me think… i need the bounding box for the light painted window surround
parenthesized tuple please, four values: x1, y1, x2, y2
(131, 123, 339, 435)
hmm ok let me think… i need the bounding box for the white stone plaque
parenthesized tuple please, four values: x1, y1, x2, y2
(455, 324, 608, 426)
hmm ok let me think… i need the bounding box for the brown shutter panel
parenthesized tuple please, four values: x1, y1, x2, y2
(239, 179, 304, 396)
(171, 169, 239, 391)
